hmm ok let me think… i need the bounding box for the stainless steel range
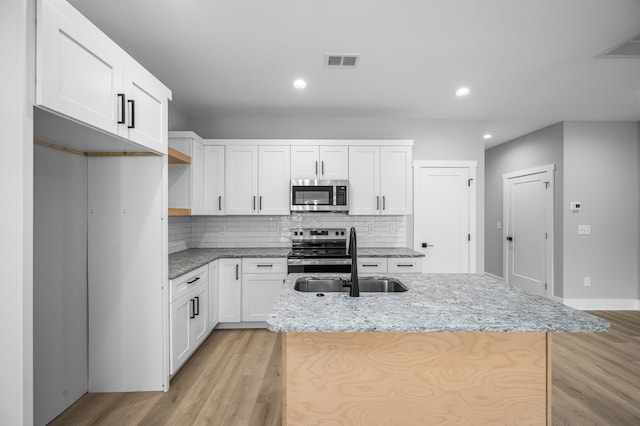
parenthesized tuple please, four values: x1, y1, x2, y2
(287, 228, 351, 273)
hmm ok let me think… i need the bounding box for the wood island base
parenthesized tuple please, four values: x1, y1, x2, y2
(282, 332, 551, 425)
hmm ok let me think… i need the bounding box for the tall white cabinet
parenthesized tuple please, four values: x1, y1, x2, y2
(225, 144, 290, 215)
(349, 145, 412, 215)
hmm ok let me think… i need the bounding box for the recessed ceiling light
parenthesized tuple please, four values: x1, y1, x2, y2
(483, 134, 493, 140)
(293, 79, 307, 89)
(455, 87, 470, 97)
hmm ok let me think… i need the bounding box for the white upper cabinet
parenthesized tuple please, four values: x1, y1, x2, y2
(202, 145, 225, 215)
(291, 145, 348, 180)
(349, 146, 412, 215)
(36, 0, 171, 154)
(226, 145, 290, 215)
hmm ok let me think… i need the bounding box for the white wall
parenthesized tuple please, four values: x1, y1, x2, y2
(190, 114, 485, 271)
(0, 0, 34, 424)
(168, 102, 191, 131)
(563, 122, 639, 303)
(33, 145, 88, 425)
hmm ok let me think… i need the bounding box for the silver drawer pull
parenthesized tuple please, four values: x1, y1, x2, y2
(257, 264, 273, 268)
(187, 276, 200, 284)
(362, 264, 378, 267)
(396, 264, 414, 267)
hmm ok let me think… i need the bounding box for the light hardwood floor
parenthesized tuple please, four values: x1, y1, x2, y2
(50, 311, 640, 425)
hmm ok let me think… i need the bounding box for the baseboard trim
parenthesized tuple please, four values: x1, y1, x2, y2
(483, 272, 503, 281)
(216, 321, 267, 329)
(562, 298, 640, 310)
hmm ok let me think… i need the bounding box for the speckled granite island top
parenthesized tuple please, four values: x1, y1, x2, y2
(267, 273, 610, 333)
(169, 248, 290, 279)
(358, 247, 424, 257)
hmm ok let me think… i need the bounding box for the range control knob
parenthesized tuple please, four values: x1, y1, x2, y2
(294, 231, 298, 236)
(335, 231, 339, 236)
(300, 231, 304, 236)
(341, 231, 345, 236)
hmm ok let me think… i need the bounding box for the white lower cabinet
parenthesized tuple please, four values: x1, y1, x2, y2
(218, 258, 242, 323)
(357, 257, 388, 274)
(169, 265, 208, 375)
(241, 258, 287, 322)
(388, 258, 423, 273)
(208, 260, 220, 330)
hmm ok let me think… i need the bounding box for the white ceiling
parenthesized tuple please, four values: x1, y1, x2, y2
(69, 0, 640, 147)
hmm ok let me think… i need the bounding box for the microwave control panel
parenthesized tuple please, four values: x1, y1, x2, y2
(336, 186, 347, 205)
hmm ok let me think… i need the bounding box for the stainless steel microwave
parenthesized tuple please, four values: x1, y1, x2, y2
(290, 179, 348, 212)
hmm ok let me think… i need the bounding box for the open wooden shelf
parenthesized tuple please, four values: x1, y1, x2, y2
(168, 147, 191, 164)
(168, 208, 192, 216)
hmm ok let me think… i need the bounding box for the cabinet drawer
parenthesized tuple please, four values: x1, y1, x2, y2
(242, 258, 287, 274)
(170, 265, 208, 303)
(357, 257, 388, 274)
(387, 258, 423, 273)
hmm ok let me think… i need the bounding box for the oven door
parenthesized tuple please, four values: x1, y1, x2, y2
(287, 258, 351, 273)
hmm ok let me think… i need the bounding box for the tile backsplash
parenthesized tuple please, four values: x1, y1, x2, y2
(169, 214, 408, 253)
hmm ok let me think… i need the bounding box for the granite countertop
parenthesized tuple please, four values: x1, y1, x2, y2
(267, 273, 610, 333)
(358, 247, 424, 257)
(169, 248, 290, 279)
(168, 247, 423, 279)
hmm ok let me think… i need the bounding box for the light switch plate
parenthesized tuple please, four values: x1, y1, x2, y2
(578, 225, 591, 235)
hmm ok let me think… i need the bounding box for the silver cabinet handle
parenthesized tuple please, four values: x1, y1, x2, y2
(361, 264, 378, 267)
(259, 196, 262, 210)
(257, 264, 273, 268)
(315, 161, 318, 175)
(218, 196, 222, 211)
(321, 161, 325, 176)
(376, 196, 380, 210)
(253, 196, 256, 210)
(382, 196, 386, 210)
(235, 264, 239, 280)
(396, 264, 415, 267)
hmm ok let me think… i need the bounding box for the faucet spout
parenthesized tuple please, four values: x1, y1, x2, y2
(348, 226, 359, 297)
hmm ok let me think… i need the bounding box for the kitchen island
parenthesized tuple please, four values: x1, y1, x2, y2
(267, 273, 609, 425)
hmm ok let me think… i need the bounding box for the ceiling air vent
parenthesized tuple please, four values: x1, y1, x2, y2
(596, 34, 640, 58)
(325, 53, 360, 68)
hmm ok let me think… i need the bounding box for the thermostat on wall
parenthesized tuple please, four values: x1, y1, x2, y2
(570, 201, 581, 212)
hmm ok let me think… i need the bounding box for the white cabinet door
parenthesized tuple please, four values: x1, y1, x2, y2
(291, 146, 319, 180)
(202, 146, 225, 215)
(170, 295, 192, 375)
(349, 146, 381, 215)
(380, 146, 412, 215)
(218, 259, 242, 322)
(37, 0, 123, 136)
(241, 275, 284, 322)
(258, 146, 290, 215)
(191, 141, 204, 213)
(357, 257, 388, 274)
(208, 261, 219, 331)
(121, 61, 169, 154)
(319, 146, 349, 180)
(225, 146, 258, 215)
(190, 284, 208, 346)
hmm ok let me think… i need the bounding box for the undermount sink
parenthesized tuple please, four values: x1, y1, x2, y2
(294, 277, 408, 293)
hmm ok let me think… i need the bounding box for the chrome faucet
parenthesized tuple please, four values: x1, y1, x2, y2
(345, 226, 359, 297)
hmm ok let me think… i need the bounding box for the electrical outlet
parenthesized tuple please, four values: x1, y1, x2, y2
(584, 276, 591, 287)
(497, 221, 502, 230)
(578, 225, 591, 235)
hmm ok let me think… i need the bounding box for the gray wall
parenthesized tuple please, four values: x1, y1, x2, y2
(168, 102, 191, 131)
(485, 123, 564, 296)
(563, 121, 639, 301)
(190, 114, 486, 272)
(33, 145, 88, 425)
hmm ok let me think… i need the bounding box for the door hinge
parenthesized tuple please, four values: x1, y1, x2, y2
(468, 178, 474, 187)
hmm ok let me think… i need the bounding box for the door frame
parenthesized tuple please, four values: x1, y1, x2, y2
(413, 161, 477, 273)
(502, 164, 555, 298)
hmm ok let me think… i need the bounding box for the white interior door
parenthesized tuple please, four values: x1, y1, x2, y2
(504, 168, 553, 297)
(414, 164, 475, 273)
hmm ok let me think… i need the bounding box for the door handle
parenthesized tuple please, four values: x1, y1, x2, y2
(190, 299, 195, 319)
(218, 196, 222, 211)
(315, 161, 318, 175)
(382, 196, 386, 210)
(253, 196, 256, 210)
(117, 93, 126, 124)
(194, 296, 200, 316)
(506, 236, 513, 241)
(187, 276, 200, 285)
(321, 161, 325, 176)
(127, 99, 135, 129)
(235, 264, 239, 280)
(376, 196, 380, 210)
(259, 196, 262, 210)
(421, 242, 434, 248)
